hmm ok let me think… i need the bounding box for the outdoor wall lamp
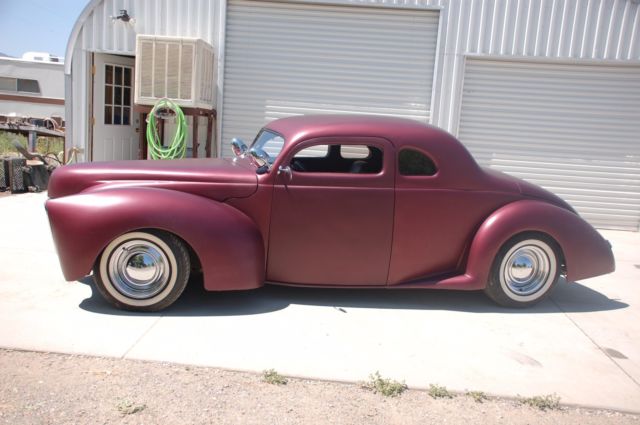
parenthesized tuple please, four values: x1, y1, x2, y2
(111, 10, 134, 24)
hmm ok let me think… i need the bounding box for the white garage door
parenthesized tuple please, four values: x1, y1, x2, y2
(221, 0, 439, 156)
(458, 59, 640, 231)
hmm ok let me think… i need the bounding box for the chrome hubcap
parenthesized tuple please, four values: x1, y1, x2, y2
(108, 239, 170, 299)
(503, 245, 551, 296)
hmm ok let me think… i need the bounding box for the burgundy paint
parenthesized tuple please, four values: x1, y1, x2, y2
(46, 187, 264, 291)
(45, 115, 615, 294)
(48, 158, 257, 200)
(268, 137, 395, 285)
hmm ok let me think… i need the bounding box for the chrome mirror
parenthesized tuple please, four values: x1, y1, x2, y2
(231, 138, 249, 158)
(249, 147, 270, 170)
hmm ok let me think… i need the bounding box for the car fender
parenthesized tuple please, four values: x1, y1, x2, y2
(46, 187, 265, 291)
(463, 200, 615, 288)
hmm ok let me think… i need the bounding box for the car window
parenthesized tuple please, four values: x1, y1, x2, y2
(398, 148, 437, 176)
(252, 130, 284, 162)
(291, 144, 383, 174)
(294, 145, 329, 158)
(340, 145, 370, 159)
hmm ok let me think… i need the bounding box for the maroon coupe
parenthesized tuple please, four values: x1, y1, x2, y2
(46, 115, 615, 311)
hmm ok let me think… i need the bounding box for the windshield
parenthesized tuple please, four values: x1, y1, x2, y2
(251, 129, 285, 164)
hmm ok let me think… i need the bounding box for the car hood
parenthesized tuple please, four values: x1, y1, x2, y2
(48, 158, 258, 201)
(482, 167, 577, 213)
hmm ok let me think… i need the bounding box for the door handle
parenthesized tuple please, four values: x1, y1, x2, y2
(277, 165, 292, 181)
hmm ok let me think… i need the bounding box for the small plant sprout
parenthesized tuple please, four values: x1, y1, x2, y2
(116, 399, 147, 415)
(520, 393, 561, 411)
(428, 384, 454, 399)
(262, 369, 288, 385)
(466, 391, 488, 403)
(363, 371, 407, 397)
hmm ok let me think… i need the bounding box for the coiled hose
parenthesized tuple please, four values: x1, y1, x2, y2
(146, 98, 187, 159)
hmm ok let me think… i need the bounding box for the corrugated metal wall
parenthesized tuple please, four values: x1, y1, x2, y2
(431, 0, 640, 132)
(74, 0, 219, 54)
(68, 0, 640, 160)
(67, 0, 640, 225)
(459, 58, 640, 230)
(221, 0, 440, 156)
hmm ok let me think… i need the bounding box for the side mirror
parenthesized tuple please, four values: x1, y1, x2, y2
(231, 138, 248, 158)
(249, 147, 270, 171)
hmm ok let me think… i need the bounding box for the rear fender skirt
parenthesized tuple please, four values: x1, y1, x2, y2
(46, 187, 265, 291)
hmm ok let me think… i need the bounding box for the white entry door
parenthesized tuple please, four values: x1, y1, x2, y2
(93, 54, 138, 161)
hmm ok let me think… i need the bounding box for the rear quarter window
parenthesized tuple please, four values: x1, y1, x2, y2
(398, 148, 437, 176)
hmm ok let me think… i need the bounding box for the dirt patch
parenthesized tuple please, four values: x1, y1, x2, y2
(0, 349, 637, 425)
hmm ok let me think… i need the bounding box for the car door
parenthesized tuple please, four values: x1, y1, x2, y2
(267, 137, 395, 286)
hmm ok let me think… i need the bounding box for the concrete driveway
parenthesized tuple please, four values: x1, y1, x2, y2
(1, 192, 639, 412)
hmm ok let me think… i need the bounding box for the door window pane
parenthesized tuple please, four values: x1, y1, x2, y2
(105, 85, 112, 104)
(114, 86, 122, 105)
(113, 107, 122, 125)
(292, 145, 382, 173)
(114, 66, 122, 85)
(340, 145, 370, 159)
(294, 145, 329, 158)
(104, 64, 133, 125)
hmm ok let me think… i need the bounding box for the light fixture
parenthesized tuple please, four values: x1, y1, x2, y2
(111, 9, 134, 24)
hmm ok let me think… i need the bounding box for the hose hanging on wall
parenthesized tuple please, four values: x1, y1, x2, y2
(146, 98, 187, 160)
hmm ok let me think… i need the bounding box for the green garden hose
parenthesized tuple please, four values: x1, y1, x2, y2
(146, 98, 187, 159)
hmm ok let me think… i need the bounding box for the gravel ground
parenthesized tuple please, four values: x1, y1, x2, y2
(0, 349, 638, 425)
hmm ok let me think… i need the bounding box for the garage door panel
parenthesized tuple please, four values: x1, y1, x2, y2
(459, 59, 640, 230)
(222, 0, 439, 157)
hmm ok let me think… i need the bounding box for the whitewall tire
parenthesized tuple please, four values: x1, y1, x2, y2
(93, 230, 190, 312)
(485, 233, 561, 308)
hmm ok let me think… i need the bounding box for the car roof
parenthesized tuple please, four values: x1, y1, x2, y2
(264, 115, 484, 188)
(264, 114, 453, 149)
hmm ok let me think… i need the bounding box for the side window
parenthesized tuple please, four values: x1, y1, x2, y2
(0, 77, 40, 93)
(398, 148, 437, 176)
(294, 145, 329, 158)
(340, 145, 370, 159)
(291, 144, 383, 174)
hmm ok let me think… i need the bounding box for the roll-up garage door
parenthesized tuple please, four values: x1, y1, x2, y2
(221, 0, 439, 157)
(458, 59, 640, 231)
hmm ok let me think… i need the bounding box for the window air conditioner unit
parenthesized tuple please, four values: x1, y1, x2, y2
(135, 35, 215, 109)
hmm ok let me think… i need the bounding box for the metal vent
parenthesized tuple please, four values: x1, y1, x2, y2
(135, 35, 215, 109)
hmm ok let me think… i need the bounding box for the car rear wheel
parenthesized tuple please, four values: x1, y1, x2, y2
(485, 233, 561, 308)
(93, 230, 190, 311)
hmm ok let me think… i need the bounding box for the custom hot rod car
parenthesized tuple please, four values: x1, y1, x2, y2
(46, 115, 615, 311)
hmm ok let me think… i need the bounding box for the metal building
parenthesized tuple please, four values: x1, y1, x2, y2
(65, 0, 640, 230)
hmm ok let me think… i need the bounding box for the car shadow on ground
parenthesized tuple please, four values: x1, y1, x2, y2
(77, 275, 628, 317)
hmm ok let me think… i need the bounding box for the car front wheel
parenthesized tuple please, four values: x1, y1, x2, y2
(93, 230, 190, 311)
(485, 233, 561, 308)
